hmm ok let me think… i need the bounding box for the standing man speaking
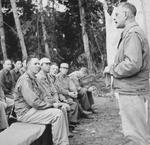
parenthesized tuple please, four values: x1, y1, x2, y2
(104, 2, 150, 145)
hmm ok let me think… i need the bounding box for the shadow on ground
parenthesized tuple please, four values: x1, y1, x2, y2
(69, 95, 128, 145)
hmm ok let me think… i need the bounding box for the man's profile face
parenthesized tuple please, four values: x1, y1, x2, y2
(113, 6, 126, 29)
(28, 58, 40, 74)
(41, 63, 50, 73)
(50, 65, 58, 76)
(15, 61, 22, 70)
(60, 67, 68, 75)
(3, 60, 12, 71)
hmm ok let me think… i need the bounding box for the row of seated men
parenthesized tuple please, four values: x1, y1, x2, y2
(0, 56, 97, 145)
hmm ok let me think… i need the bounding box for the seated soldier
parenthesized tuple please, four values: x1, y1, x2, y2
(14, 56, 69, 145)
(49, 63, 79, 126)
(36, 58, 71, 136)
(0, 60, 14, 115)
(0, 101, 8, 132)
(69, 67, 95, 113)
(0, 60, 14, 98)
(56, 63, 92, 122)
(10, 60, 22, 88)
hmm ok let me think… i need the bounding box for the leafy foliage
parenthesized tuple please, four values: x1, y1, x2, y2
(0, 0, 121, 71)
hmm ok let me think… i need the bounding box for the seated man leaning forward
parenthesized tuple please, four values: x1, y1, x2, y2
(14, 56, 69, 145)
(36, 57, 70, 136)
(50, 63, 79, 125)
(56, 63, 91, 121)
(69, 67, 95, 113)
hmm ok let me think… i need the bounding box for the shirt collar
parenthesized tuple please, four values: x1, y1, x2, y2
(59, 73, 67, 78)
(39, 70, 49, 79)
(26, 71, 36, 80)
(14, 68, 19, 73)
(49, 74, 55, 79)
(122, 22, 138, 38)
(3, 69, 10, 74)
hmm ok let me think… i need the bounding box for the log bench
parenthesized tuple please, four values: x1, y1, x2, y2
(0, 122, 53, 145)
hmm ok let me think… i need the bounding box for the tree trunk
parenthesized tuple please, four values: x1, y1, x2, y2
(40, 0, 51, 59)
(78, 0, 93, 72)
(10, 0, 28, 60)
(50, 0, 56, 57)
(0, 0, 7, 60)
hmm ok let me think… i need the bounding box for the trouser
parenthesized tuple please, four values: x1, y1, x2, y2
(87, 91, 94, 107)
(0, 102, 8, 130)
(59, 104, 69, 135)
(18, 108, 69, 145)
(78, 90, 91, 110)
(115, 93, 150, 145)
(73, 98, 88, 118)
(78, 90, 94, 111)
(67, 100, 79, 123)
(60, 94, 79, 123)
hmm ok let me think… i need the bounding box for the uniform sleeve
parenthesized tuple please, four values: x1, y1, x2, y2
(69, 78, 77, 92)
(21, 79, 53, 109)
(112, 32, 143, 78)
(0, 85, 6, 102)
(69, 75, 81, 90)
(55, 78, 70, 96)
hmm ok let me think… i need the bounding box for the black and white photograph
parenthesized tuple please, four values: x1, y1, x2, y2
(0, 0, 150, 145)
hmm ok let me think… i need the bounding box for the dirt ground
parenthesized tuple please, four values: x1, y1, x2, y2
(69, 94, 128, 145)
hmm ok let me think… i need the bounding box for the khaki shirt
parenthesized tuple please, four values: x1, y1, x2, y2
(69, 71, 82, 90)
(56, 73, 77, 96)
(14, 72, 52, 118)
(0, 69, 13, 95)
(36, 71, 58, 103)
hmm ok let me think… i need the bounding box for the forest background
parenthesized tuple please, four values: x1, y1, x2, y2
(0, 0, 122, 72)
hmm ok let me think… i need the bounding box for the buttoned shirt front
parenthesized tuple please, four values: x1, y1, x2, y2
(36, 71, 58, 102)
(56, 73, 77, 96)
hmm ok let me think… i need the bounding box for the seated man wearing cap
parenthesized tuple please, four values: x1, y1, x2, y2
(36, 58, 70, 136)
(49, 63, 79, 127)
(56, 63, 92, 122)
(14, 56, 69, 145)
(0, 60, 14, 117)
(69, 67, 95, 113)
